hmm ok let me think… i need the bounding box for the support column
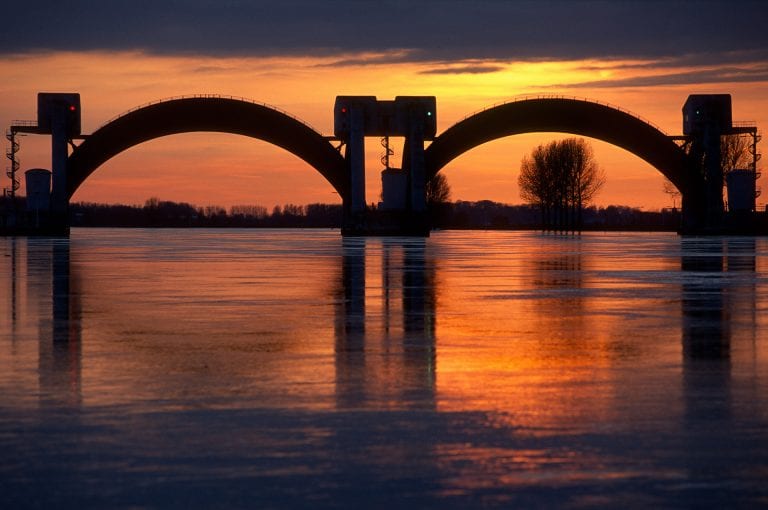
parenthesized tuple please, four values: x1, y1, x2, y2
(407, 115, 426, 214)
(402, 109, 429, 235)
(703, 125, 724, 229)
(681, 190, 706, 233)
(50, 104, 69, 228)
(348, 107, 366, 214)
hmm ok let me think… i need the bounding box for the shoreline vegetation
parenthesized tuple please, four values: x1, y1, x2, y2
(54, 198, 682, 231)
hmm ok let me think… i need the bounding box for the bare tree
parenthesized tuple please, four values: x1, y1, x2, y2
(518, 138, 605, 230)
(721, 133, 753, 173)
(426, 172, 452, 206)
(519, 144, 558, 225)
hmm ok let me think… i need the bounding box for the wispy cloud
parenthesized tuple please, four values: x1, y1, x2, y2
(556, 64, 768, 89)
(420, 65, 505, 75)
(191, 65, 238, 74)
(313, 50, 421, 68)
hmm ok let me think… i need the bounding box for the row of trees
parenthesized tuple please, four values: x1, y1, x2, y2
(70, 199, 342, 227)
(69, 197, 678, 230)
(518, 138, 605, 230)
(446, 201, 679, 230)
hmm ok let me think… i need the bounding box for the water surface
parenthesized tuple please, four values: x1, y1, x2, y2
(2, 229, 768, 508)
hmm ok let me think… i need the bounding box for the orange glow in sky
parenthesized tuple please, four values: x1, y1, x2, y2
(2, 51, 767, 211)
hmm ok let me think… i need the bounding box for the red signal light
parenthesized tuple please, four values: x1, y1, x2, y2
(69, 105, 76, 112)
(341, 107, 347, 114)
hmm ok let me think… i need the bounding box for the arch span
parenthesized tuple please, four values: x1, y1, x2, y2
(424, 97, 694, 193)
(67, 96, 347, 199)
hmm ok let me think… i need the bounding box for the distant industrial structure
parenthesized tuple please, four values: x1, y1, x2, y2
(1, 92, 762, 235)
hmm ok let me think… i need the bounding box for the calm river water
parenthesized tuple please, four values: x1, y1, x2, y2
(2, 229, 768, 509)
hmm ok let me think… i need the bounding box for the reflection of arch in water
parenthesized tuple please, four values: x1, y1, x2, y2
(680, 239, 730, 361)
(334, 238, 436, 408)
(680, 237, 759, 361)
(67, 97, 348, 200)
(425, 97, 694, 193)
(334, 239, 367, 408)
(679, 238, 742, 492)
(23, 239, 82, 406)
(680, 239, 732, 433)
(402, 240, 436, 339)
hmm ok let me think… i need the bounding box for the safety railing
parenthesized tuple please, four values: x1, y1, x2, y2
(98, 94, 321, 133)
(459, 94, 669, 135)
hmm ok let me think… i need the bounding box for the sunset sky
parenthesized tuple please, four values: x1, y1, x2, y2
(2, 1, 768, 210)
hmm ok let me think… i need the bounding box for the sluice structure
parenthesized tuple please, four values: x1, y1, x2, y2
(334, 96, 436, 235)
(1, 92, 763, 236)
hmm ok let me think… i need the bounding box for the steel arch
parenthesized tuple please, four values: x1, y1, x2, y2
(425, 97, 694, 193)
(67, 97, 347, 199)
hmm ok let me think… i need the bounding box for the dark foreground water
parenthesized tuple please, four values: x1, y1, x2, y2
(2, 229, 768, 509)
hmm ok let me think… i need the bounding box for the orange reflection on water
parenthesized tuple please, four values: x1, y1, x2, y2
(433, 232, 685, 435)
(4, 229, 768, 506)
(67, 230, 342, 411)
(423, 232, 696, 493)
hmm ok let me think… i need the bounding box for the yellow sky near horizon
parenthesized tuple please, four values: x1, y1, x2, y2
(2, 51, 766, 211)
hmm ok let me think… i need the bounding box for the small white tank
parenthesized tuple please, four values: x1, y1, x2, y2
(25, 168, 52, 212)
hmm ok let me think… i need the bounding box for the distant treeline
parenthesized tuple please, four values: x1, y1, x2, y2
(440, 201, 680, 230)
(70, 199, 342, 228)
(67, 197, 681, 230)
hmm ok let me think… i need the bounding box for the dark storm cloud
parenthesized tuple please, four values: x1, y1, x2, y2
(3, 0, 768, 64)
